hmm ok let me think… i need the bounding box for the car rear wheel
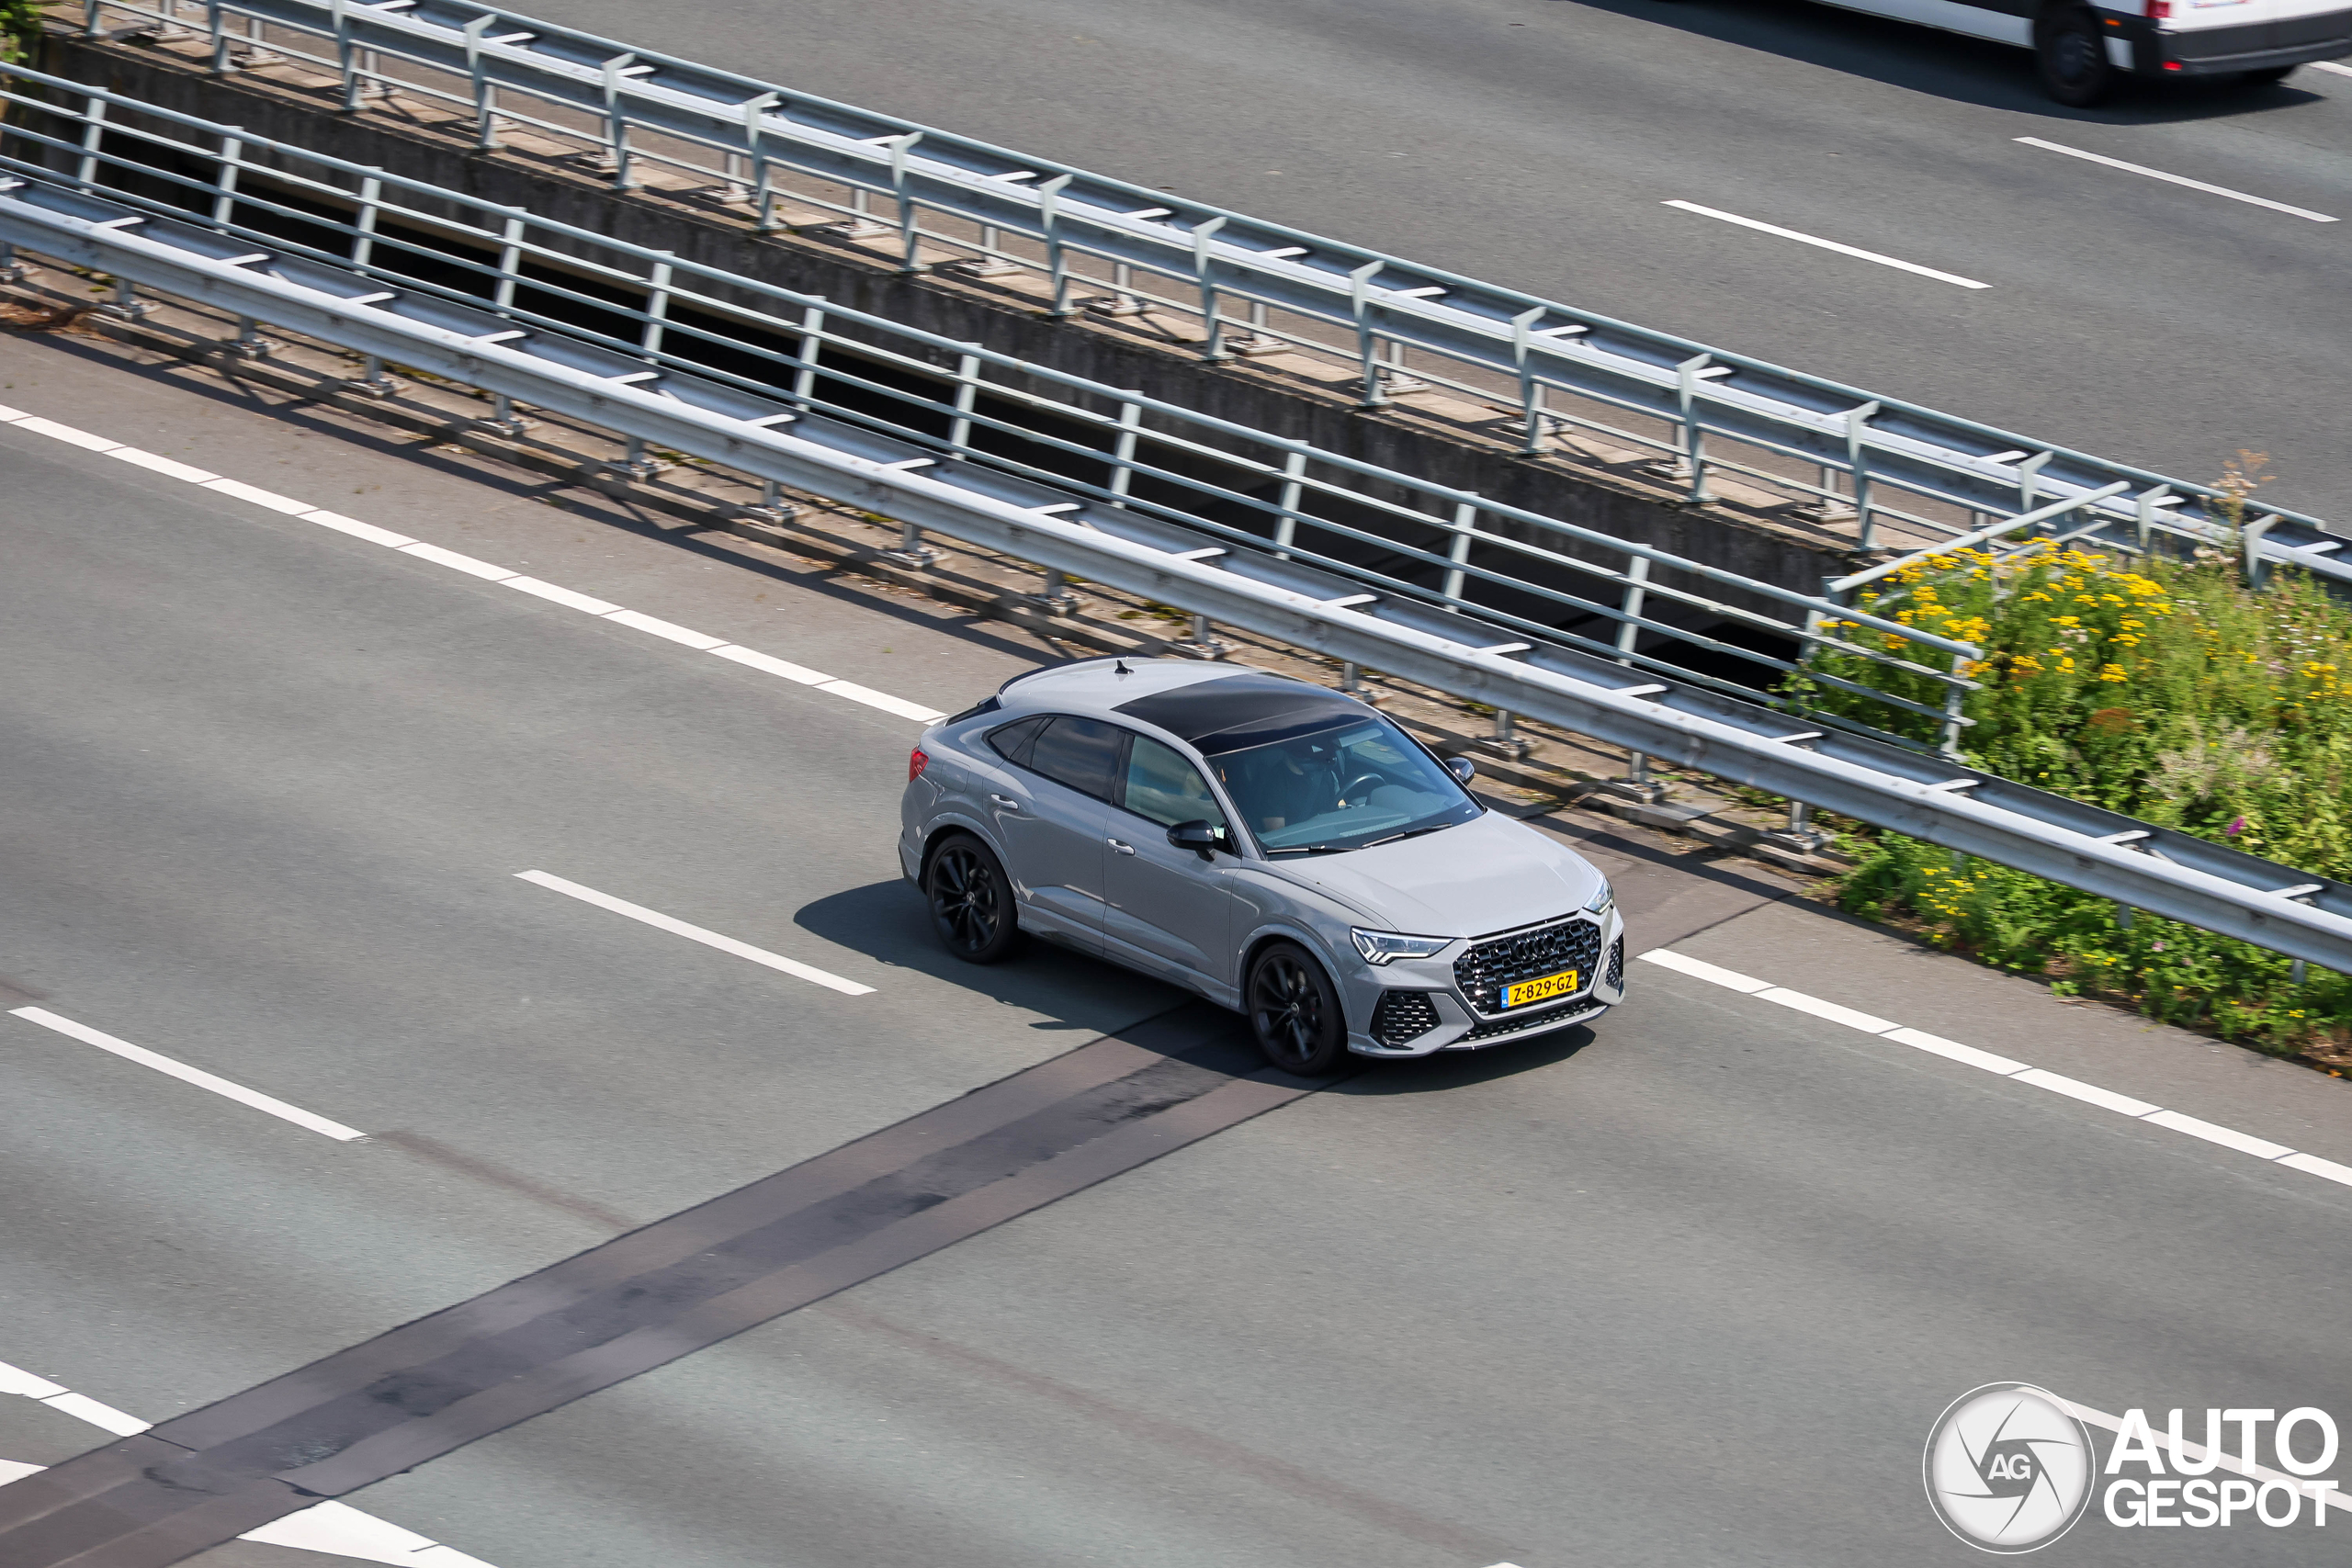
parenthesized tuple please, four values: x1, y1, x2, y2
(2036, 6, 2113, 106)
(1247, 942, 1351, 1076)
(925, 834, 1019, 964)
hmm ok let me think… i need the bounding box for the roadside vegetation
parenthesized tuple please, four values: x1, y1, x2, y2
(1797, 460, 2352, 1064)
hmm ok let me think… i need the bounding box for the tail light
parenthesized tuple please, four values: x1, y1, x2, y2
(2146, 0, 2170, 16)
(909, 748, 930, 782)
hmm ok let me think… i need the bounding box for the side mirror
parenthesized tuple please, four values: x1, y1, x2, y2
(1445, 756, 1476, 784)
(1167, 819, 1223, 859)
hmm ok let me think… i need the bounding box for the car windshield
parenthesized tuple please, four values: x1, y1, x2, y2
(1207, 714, 1479, 854)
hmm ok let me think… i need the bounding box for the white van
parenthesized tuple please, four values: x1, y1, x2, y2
(1805, 0, 2352, 103)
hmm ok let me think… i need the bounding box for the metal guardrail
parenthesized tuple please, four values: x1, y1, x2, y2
(58, 0, 2352, 589)
(0, 62, 1996, 751)
(6, 165, 2352, 972)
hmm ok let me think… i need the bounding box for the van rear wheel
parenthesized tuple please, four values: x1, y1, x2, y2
(2036, 6, 2113, 106)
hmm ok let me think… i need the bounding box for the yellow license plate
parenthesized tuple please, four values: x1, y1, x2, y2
(1502, 969, 1580, 1009)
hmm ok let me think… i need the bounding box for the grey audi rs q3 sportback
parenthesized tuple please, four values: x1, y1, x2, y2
(899, 658, 1626, 1075)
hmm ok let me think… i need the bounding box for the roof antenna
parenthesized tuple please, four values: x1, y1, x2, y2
(1114, 659, 1133, 676)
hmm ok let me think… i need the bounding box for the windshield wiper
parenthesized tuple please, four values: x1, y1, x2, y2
(1362, 824, 1453, 849)
(1263, 843, 1345, 857)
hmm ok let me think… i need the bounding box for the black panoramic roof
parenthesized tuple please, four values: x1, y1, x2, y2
(1113, 671, 1368, 757)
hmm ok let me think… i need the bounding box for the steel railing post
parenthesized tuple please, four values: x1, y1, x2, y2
(2134, 485, 2173, 558)
(1192, 214, 1228, 360)
(948, 347, 981, 456)
(1109, 395, 1142, 506)
(206, 0, 231, 72)
(493, 212, 525, 312)
(890, 132, 924, 273)
(792, 299, 826, 408)
(601, 54, 636, 188)
(1272, 448, 1307, 558)
(735, 92, 776, 209)
(2245, 513, 2279, 589)
(211, 126, 243, 227)
(1442, 496, 1479, 604)
(352, 171, 382, 270)
(641, 254, 673, 360)
(76, 90, 107, 192)
(1037, 173, 1073, 316)
(1846, 400, 1881, 549)
(2017, 451, 2052, 525)
(1616, 555, 1651, 660)
(83, 0, 101, 39)
(332, 0, 359, 111)
(463, 16, 501, 149)
(1675, 354, 1713, 505)
(1350, 260, 1385, 407)
(1510, 306, 1547, 455)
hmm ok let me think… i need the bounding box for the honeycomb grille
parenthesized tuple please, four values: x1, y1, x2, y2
(1605, 937, 1624, 994)
(1453, 916, 1604, 1018)
(1370, 990, 1442, 1047)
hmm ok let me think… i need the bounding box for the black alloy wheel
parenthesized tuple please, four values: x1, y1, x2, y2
(2037, 6, 2114, 107)
(1247, 942, 1351, 1076)
(926, 835, 1019, 964)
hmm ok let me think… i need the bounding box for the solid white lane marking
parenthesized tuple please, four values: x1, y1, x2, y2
(2316, 59, 2352, 76)
(4, 396, 952, 727)
(2143, 1108, 2294, 1161)
(1662, 201, 1991, 288)
(1756, 986, 1896, 1034)
(8, 1007, 367, 1141)
(605, 608, 729, 649)
(16, 415, 120, 451)
(504, 576, 623, 615)
(107, 447, 220, 484)
(0, 1359, 503, 1564)
(1635, 949, 2352, 1188)
(1883, 1025, 2026, 1077)
(2013, 1066, 2161, 1119)
(1636, 948, 1771, 993)
(201, 476, 314, 514)
(2017, 136, 2338, 222)
(305, 509, 416, 548)
(38, 1393, 151, 1436)
(398, 541, 517, 581)
(819, 678, 947, 723)
(516, 870, 876, 996)
(709, 644, 831, 684)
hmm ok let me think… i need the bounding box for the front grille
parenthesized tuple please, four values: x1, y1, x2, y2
(1605, 937, 1624, 994)
(1453, 915, 1604, 1018)
(1370, 990, 1442, 1047)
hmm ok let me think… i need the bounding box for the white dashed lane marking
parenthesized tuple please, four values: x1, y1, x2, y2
(2018, 136, 2339, 223)
(0, 405, 949, 727)
(1661, 200, 1991, 288)
(517, 870, 876, 996)
(8, 1007, 366, 1142)
(1638, 949, 2352, 1193)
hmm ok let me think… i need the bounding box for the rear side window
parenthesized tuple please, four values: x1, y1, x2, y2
(986, 716, 1048, 768)
(1025, 716, 1126, 800)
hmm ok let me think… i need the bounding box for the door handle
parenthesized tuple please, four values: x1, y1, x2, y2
(1107, 838, 1136, 855)
(990, 795, 1019, 809)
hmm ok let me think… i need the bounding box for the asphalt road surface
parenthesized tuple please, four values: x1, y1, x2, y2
(515, 0, 2352, 523)
(4, 333, 2352, 1567)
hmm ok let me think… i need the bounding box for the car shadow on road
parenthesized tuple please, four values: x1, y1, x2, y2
(1555, 0, 2330, 125)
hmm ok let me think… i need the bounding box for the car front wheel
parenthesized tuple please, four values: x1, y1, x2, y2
(2036, 6, 2114, 106)
(925, 834, 1019, 964)
(1247, 942, 1351, 1076)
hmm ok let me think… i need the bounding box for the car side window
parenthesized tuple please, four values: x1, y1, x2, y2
(1024, 716, 1125, 800)
(986, 716, 1049, 769)
(1119, 736, 1228, 831)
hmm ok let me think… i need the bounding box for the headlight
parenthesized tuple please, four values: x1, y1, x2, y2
(1351, 928, 1453, 965)
(1584, 878, 1614, 919)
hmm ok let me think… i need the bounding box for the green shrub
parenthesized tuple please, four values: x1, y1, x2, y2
(1797, 536, 2352, 1054)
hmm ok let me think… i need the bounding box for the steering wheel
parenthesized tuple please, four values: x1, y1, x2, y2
(1337, 772, 1385, 807)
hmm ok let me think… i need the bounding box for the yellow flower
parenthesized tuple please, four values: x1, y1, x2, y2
(2098, 664, 2129, 682)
